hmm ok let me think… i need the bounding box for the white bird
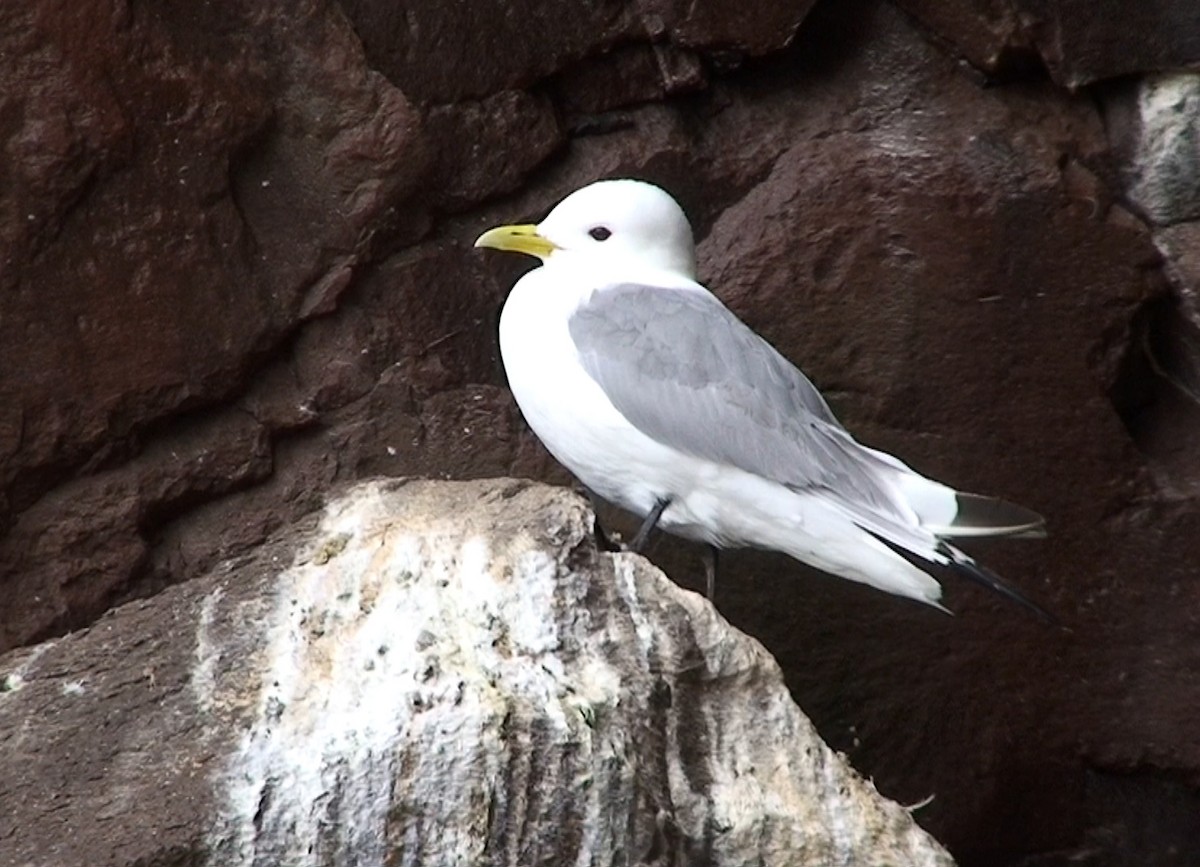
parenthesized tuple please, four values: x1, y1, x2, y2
(475, 179, 1050, 618)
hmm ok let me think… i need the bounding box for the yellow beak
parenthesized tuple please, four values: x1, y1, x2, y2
(474, 223, 558, 260)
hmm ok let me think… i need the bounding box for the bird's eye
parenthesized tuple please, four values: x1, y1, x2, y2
(588, 226, 612, 241)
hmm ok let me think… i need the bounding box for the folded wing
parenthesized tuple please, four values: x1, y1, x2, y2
(569, 283, 916, 523)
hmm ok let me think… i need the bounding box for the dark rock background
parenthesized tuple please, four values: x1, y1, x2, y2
(2, 0, 1199, 864)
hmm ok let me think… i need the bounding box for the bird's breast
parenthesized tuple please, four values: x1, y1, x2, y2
(498, 268, 677, 515)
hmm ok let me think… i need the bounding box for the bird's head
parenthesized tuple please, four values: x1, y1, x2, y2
(474, 179, 697, 280)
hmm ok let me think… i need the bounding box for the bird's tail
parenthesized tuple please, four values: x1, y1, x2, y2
(896, 474, 1053, 621)
(850, 444, 1053, 620)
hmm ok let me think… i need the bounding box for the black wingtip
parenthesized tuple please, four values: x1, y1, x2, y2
(940, 544, 1058, 626)
(950, 493, 1048, 538)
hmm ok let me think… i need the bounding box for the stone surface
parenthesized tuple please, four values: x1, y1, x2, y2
(0, 479, 954, 867)
(1099, 72, 1200, 498)
(339, 0, 813, 104)
(0, 0, 428, 645)
(897, 0, 1200, 86)
(4, 0, 1200, 864)
(1104, 73, 1200, 228)
(891, 0, 1039, 79)
(1015, 0, 1200, 88)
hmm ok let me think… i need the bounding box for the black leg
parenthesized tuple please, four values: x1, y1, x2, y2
(629, 496, 672, 553)
(701, 545, 719, 601)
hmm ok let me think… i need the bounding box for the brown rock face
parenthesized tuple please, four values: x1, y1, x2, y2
(2, 0, 1199, 864)
(896, 0, 1200, 86)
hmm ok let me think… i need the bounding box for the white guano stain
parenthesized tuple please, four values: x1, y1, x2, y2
(214, 521, 435, 867)
(206, 484, 617, 867)
(1133, 73, 1200, 224)
(192, 586, 223, 717)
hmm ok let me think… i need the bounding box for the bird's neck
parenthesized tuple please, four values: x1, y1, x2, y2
(542, 252, 700, 290)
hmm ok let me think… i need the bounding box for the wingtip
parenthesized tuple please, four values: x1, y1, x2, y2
(942, 493, 1047, 539)
(1006, 526, 1049, 540)
(941, 543, 1059, 625)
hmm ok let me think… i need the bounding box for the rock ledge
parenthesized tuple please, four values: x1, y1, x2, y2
(0, 478, 951, 867)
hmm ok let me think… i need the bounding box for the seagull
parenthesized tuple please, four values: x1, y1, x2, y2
(475, 178, 1050, 619)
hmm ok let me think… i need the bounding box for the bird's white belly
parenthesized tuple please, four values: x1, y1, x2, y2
(499, 271, 803, 548)
(500, 278, 675, 514)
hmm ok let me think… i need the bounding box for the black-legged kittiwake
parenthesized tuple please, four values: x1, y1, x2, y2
(475, 178, 1051, 619)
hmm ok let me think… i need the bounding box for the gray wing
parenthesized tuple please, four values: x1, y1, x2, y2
(568, 283, 907, 518)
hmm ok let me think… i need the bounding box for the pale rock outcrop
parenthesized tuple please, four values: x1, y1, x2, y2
(0, 479, 951, 867)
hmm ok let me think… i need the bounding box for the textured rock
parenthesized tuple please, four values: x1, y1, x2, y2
(1106, 73, 1200, 228)
(0, 0, 428, 644)
(1015, 0, 1200, 88)
(891, 0, 1039, 79)
(897, 0, 1200, 86)
(0, 479, 953, 867)
(339, 0, 813, 103)
(1100, 72, 1200, 497)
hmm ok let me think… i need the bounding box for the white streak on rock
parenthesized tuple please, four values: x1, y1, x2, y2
(192, 586, 223, 717)
(203, 479, 953, 867)
(1131, 73, 1200, 225)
